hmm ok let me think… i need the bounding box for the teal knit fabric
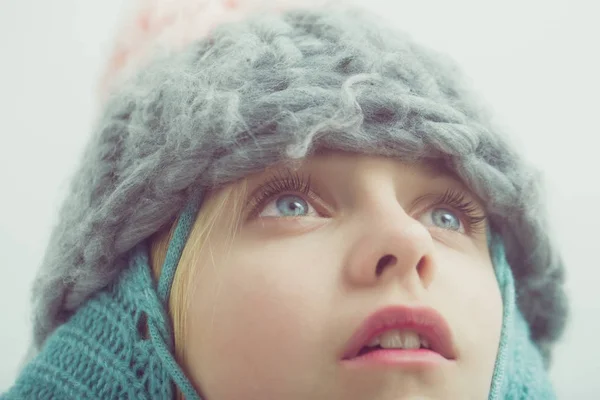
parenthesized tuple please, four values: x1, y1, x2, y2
(487, 231, 556, 399)
(1, 244, 174, 399)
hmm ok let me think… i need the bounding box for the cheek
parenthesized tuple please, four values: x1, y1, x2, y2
(437, 250, 503, 392)
(185, 243, 334, 398)
(437, 246, 503, 334)
(458, 270, 503, 348)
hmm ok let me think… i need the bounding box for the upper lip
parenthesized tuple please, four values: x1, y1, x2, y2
(341, 304, 457, 360)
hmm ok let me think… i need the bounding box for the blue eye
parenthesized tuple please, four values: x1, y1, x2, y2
(249, 169, 318, 219)
(430, 208, 462, 231)
(422, 188, 487, 235)
(248, 171, 487, 236)
(257, 193, 317, 218)
(274, 195, 309, 217)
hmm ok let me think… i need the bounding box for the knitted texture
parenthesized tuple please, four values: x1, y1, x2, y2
(2, 245, 174, 399)
(488, 232, 556, 399)
(29, 6, 567, 367)
(100, 0, 338, 99)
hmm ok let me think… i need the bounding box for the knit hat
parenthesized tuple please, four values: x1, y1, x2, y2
(3, 0, 567, 398)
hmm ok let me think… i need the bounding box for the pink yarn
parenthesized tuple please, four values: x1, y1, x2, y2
(99, 0, 343, 100)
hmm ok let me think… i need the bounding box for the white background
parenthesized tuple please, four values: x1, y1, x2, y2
(0, 0, 598, 398)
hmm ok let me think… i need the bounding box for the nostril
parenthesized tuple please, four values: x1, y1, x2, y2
(416, 257, 426, 276)
(376, 254, 397, 275)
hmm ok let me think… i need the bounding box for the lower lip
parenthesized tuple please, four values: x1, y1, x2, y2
(341, 349, 448, 369)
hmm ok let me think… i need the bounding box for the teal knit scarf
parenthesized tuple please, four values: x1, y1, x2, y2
(2, 193, 556, 399)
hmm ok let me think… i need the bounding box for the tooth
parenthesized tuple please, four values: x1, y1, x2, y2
(379, 330, 400, 348)
(420, 337, 429, 349)
(367, 336, 380, 347)
(402, 331, 420, 349)
(379, 330, 420, 349)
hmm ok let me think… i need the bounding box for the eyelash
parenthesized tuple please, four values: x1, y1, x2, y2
(247, 169, 313, 218)
(419, 188, 488, 235)
(247, 169, 487, 235)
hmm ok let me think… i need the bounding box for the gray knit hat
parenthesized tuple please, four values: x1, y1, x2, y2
(30, 3, 567, 367)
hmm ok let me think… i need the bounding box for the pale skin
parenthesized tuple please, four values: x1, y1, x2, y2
(183, 151, 503, 400)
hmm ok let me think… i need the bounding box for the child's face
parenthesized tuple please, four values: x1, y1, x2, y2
(184, 152, 503, 400)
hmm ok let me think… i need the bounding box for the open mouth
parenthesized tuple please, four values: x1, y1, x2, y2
(355, 329, 438, 357)
(354, 329, 435, 357)
(341, 305, 457, 361)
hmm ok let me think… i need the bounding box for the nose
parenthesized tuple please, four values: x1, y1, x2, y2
(343, 198, 437, 293)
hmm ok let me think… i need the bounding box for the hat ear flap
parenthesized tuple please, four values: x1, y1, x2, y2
(487, 230, 556, 399)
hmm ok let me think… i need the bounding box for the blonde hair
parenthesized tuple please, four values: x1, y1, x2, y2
(148, 179, 248, 399)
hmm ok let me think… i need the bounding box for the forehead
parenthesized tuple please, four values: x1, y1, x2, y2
(249, 149, 479, 197)
(301, 149, 462, 182)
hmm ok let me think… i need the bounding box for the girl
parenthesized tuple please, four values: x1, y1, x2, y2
(1, 0, 567, 398)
